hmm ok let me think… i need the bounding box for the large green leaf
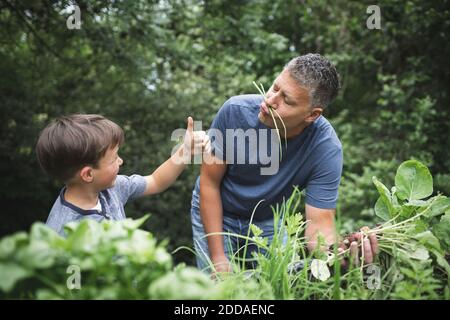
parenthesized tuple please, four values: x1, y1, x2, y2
(0, 262, 31, 292)
(395, 160, 433, 201)
(408, 245, 430, 261)
(414, 231, 449, 279)
(415, 231, 443, 254)
(0, 232, 28, 259)
(65, 220, 101, 253)
(16, 241, 57, 269)
(375, 197, 391, 221)
(30, 223, 60, 242)
(372, 177, 396, 218)
(399, 205, 417, 219)
(121, 214, 151, 230)
(426, 196, 450, 218)
(148, 267, 215, 299)
(433, 212, 450, 251)
(429, 248, 450, 277)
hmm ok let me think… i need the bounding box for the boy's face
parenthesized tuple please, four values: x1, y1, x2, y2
(92, 145, 123, 189)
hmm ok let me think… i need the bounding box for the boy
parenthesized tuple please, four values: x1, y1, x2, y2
(36, 114, 209, 236)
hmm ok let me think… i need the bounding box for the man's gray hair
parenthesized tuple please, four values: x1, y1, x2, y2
(285, 53, 340, 109)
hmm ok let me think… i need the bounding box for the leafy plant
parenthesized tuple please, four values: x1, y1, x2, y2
(369, 160, 450, 281)
(200, 160, 449, 299)
(0, 215, 272, 299)
(0, 160, 448, 299)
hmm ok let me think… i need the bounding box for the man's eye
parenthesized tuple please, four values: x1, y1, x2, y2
(272, 87, 279, 92)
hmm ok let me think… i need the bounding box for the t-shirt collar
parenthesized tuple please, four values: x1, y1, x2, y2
(59, 187, 109, 219)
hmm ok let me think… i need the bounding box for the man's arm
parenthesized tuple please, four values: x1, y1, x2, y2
(305, 204, 379, 265)
(199, 153, 229, 272)
(304, 204, 338, 252)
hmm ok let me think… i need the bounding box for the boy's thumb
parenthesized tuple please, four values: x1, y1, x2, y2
(186, 116, 194, 132)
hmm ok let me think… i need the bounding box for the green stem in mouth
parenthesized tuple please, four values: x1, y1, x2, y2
(267, 107, 283, 160)
(270, 107, 288, 150)
(252, 81, 287, 161)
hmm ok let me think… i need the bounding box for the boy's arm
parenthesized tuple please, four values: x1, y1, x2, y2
(142, 145, 186, 196)
(142, 117, 210, 196)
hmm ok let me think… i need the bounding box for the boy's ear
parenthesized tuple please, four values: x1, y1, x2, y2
(79, 166, 94, 183)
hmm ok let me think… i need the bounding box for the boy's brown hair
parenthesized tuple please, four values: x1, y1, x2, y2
(36, 114, 124, 182)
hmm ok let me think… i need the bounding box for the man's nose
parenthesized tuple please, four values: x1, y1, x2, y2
(266, 92, 279, 109)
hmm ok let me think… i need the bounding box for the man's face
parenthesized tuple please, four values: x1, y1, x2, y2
(92, 145, 123, 190)
(258, 69, 322, 137)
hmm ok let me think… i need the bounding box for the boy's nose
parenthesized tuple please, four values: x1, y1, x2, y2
(118, 157, 124, 166)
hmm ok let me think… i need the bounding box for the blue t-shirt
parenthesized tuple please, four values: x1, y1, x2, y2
(46, 174, 147, 236)
(194, 94, 343, 221)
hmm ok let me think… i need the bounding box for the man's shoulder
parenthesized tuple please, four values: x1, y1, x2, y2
(215, 94, 263, 128)
(225, 94, 263, 106)
(313, 116, 342, 151)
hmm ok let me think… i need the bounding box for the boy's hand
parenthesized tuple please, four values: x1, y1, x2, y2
(183, 117, 211, 162)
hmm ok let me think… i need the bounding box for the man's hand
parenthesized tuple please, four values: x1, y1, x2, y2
(211, 254, 232, 278)
(182, 117, 211, 162)
(339, 226, 379, 267)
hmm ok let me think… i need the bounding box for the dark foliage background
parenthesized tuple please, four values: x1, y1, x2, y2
(1, 0, 448, 264)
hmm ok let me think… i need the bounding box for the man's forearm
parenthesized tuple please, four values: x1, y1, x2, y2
(305, 222, 338, 253)
(304, 205, 339, 253)
(200, 180, 226, 259)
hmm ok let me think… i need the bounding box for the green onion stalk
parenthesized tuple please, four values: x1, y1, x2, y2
(253, 81, 288, 160)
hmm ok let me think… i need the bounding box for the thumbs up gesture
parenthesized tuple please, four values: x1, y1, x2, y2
(182, 117, 211, 163)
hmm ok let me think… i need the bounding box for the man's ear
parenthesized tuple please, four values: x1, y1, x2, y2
(79, 166, 94, 183)
(305, 107, 323, 123)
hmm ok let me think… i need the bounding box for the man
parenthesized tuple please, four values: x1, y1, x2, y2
(190, 53, 377, 273)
